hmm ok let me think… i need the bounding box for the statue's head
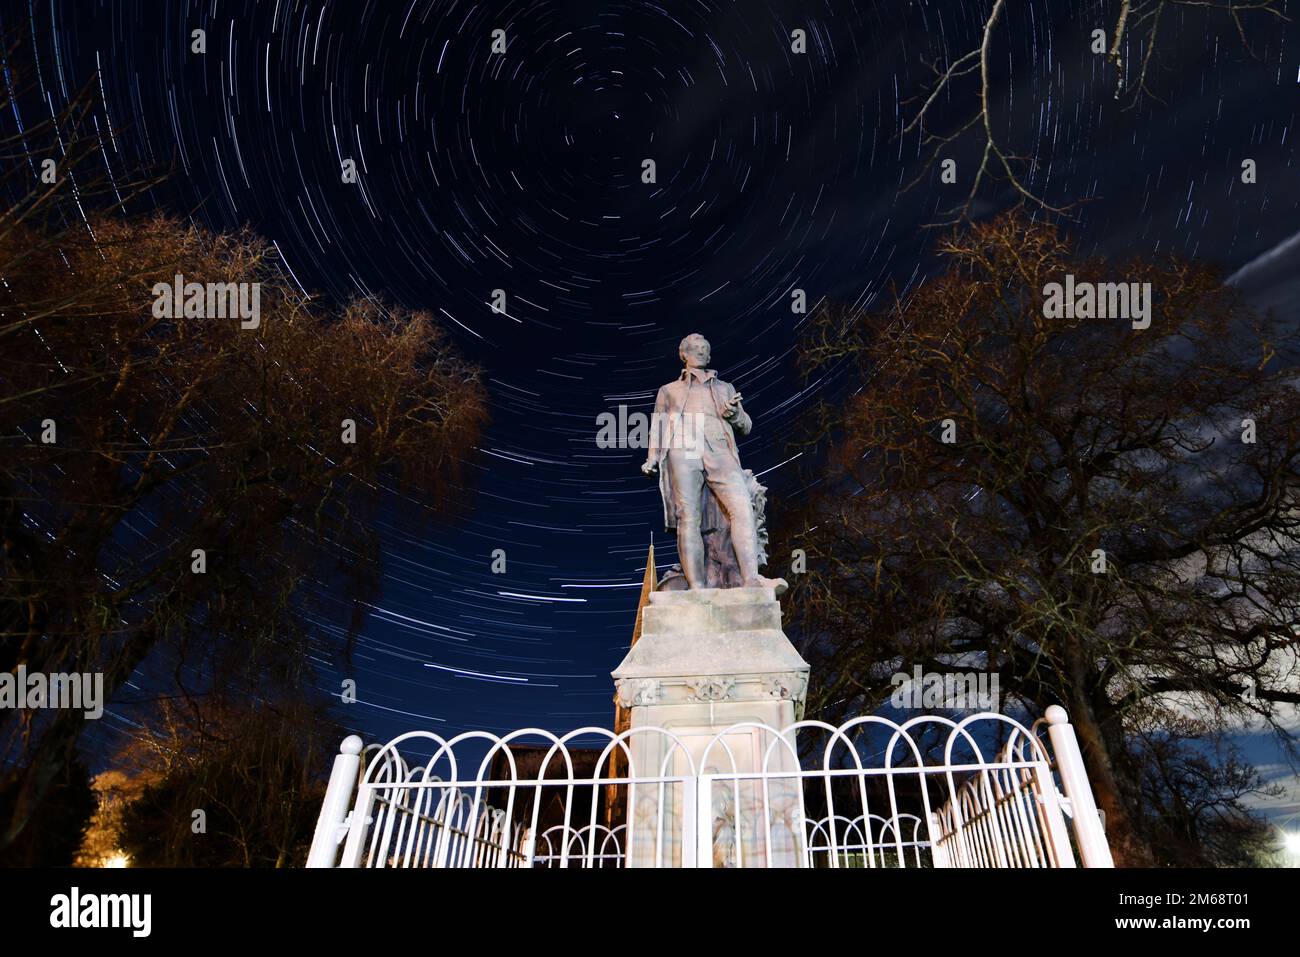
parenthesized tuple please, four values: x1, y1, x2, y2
(679, 333, 711, 369)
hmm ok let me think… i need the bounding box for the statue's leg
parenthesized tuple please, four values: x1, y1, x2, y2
(667, 450, 707, 588)
(703, 456, 760, 583)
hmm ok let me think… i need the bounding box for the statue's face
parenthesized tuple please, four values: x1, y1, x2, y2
(681, 336, 711, 369)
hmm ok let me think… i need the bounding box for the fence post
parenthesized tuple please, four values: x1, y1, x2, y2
(696, 775, 714, 868)
(1044, 706, 1115, 868)
(306, 735, 364, 868)
(927, 811, 947, 868)
(681, 775, 697, 868)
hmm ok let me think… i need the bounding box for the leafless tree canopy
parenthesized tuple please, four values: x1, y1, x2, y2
(780, 214, 1300, 864)
(0, 81, 488, 857)
(78, 697, 340, 868)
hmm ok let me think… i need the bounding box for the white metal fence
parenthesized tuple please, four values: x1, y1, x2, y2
(306, 706, 1113, 868)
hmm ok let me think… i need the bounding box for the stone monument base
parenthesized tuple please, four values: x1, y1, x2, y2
(611, 587, 810, 867)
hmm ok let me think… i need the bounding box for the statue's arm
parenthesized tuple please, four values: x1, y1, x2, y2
(644, 385, 668, 468)
(727, 383, 752, 436)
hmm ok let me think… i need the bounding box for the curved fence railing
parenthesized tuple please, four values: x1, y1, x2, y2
(305, 707, 1112, 869)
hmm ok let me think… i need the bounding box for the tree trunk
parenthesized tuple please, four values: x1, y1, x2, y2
(0, 624, 159, 853)
(0, 708, 85, 851)
(1067, 692, 1154, 866)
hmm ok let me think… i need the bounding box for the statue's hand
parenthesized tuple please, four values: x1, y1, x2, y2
(641, 459, 657, 477)
(722, 392, 743, 418)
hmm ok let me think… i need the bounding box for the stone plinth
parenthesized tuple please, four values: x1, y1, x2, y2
(611, 587, 810, 867)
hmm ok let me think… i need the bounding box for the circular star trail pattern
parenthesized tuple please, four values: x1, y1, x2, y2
(8, 0, 1298, 748)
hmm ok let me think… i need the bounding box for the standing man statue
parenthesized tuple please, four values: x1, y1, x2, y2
(642, 334, 786, 594)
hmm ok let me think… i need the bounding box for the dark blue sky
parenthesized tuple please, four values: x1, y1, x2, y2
(8, 0, 1299, 755)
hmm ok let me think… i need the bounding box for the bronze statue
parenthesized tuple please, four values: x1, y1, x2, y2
(642, 334, 786, 593)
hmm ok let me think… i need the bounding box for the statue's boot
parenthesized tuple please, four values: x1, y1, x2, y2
(743, 575, 789, 596)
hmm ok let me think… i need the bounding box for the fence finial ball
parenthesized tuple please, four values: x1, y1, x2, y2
(341, 735, 364, 755)
(1044, 705, 1069, 725)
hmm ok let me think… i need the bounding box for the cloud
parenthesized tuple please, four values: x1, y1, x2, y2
(1225, 228, 1300, 338)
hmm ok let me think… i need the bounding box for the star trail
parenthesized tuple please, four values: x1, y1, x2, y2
(5, 0, 1298, 755)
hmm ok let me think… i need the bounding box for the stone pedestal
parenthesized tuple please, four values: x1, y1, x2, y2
(611, 587, 810, 867)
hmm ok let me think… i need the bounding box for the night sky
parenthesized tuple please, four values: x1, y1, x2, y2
(7, 0, 1300, 760)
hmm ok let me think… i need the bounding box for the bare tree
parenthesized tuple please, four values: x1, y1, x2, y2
(95, 697, 341, 868)
(780, 214, 1300, 865)
(0, 97, 488, 854)
(1128, 713, 1283, 866)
